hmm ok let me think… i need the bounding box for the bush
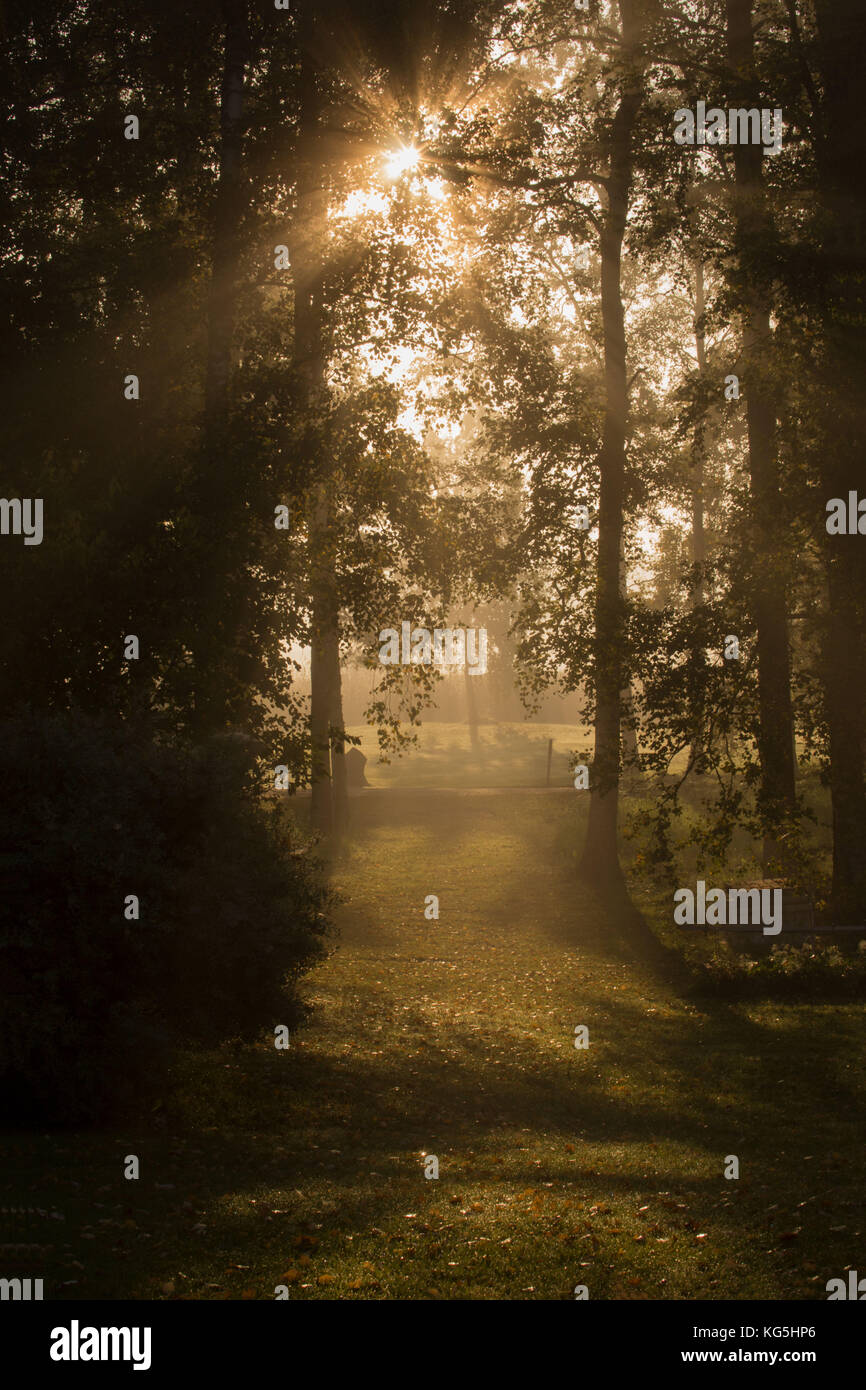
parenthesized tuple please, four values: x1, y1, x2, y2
(0, 710, 331, 1123)
(688, 940, 866, 999)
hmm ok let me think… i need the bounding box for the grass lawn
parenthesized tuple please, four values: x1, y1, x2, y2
(3, 772, 864, 1300)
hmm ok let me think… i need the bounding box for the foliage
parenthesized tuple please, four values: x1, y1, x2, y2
(687, 941, 866, 1001)
(0, 710, 331, 1123)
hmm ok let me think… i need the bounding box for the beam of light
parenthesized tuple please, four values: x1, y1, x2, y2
(384, 144, 421, 180)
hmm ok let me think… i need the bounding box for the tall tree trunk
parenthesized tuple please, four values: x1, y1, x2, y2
(726, 0, 797, 870)
(690, 258, 708, 767)
(464, 658, 481, 753)
(619, 540, 638, 764)
(692, 259, 707, 587)
(307, 496, 344, 837)
(823, 563, 866, 919)
(328, 622, 348, 835)
(193, 0, 249, 736)
(579, 0, 644, 886)
(291, 6, 346, 836)
(812, 0, 866, 919)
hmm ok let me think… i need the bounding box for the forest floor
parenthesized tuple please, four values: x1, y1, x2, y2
(4, 767, 865, 1301)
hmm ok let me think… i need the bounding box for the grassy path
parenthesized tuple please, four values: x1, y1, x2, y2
(4, 790, 864, 1299)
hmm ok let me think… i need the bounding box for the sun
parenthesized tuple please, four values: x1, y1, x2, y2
(384, 144, 421, 180)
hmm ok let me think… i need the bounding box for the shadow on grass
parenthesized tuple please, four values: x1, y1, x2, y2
(4, 787, 863, 1300)
(7, 968, 861, 1300)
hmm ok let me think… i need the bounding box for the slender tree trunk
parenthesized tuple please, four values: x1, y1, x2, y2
(203, 0, 247, 466)
(193, 0, 249, 736)
(692, 260, 707, 587)
(689, 258, 708, 767)
(307, 496, 344, 836)
(823, 563, 866, 919)
(812, 0, 866, 919)
(464, 658, 481, 753)
(726, 0, 797, 870)
(579, 0, 644, 886)
(328, 626, 348, 835)
(308, 531, 336, 836)
(291, 7, 347, 836)
(619, 540, 638, 764)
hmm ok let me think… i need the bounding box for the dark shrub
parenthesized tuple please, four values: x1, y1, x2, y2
(0, 711, 330, 1123)
(689, 940, 866, 999)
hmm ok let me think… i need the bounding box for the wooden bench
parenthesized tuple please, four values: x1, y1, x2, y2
(676, 879, 865, 939)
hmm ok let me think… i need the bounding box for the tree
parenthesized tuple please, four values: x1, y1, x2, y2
(579, 1, 649, 887)
(810, 0, 866, 920)
(725, 0, 797, 868)
(776, 0, 866, 919)
(192, 0, 253, 736)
